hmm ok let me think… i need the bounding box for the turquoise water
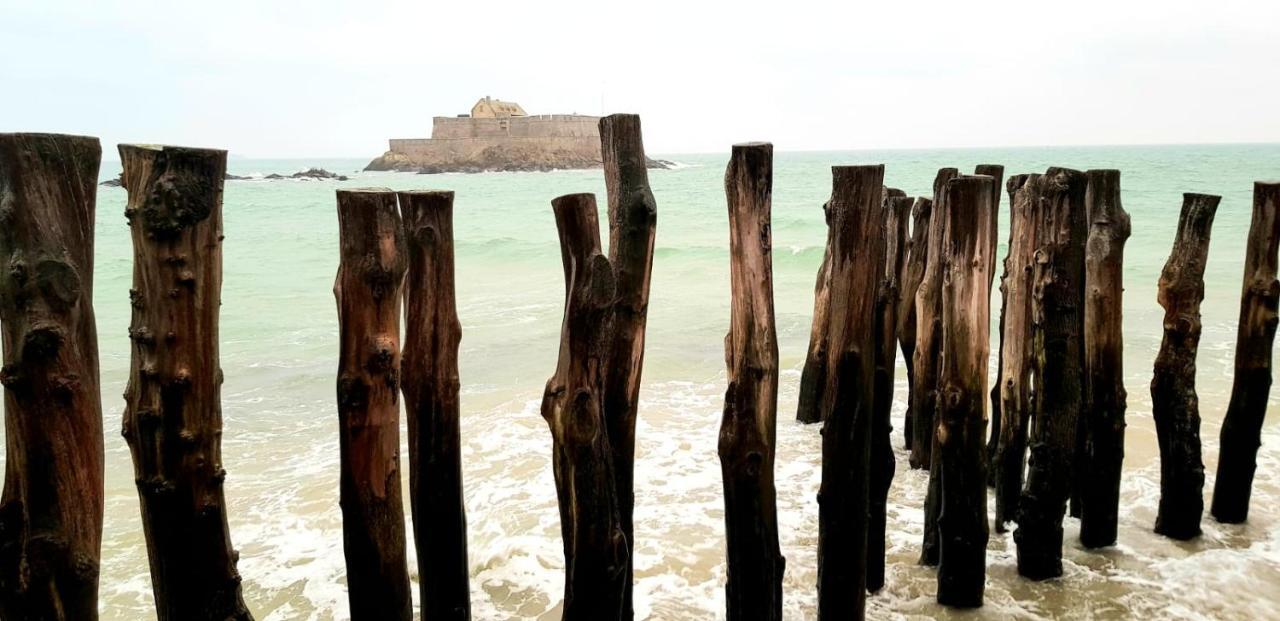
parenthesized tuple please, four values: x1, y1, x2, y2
(11, 144, 1280, 619)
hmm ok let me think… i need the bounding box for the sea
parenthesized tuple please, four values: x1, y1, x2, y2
(10, 144, 1280, 619)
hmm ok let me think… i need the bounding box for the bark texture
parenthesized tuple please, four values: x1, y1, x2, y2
(542, 193, 629, 621)
(0, 133, 104, 621)
(897, 198, 932, 450)
(935, 175, 994, 608)
(1013, 168, 1088, 580)
(334, 188, 412, 620)
(1212, 182, 1280, 524)
(119, 144, 253, 620)
(599, 114, 657, 619)
(1151, 193, 1219, 540)
(910, 168, 959, 469)
(798, 206, 834, 426)
(816, 165, 885, 621)
(975, 165, 1004, 484)
(718, 143, 784, 621)
(399, 190, 471, 619)
(1079, 170, 1131, 547)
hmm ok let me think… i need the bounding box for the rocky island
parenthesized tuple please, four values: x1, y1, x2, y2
(366, 96, 673, 173)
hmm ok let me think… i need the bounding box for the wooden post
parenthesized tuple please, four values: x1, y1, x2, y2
(542, 193, 629, 620)
(897, 197, 933, 450)
(119, 145, 253, 620)
(1079, 170, 1131, 547)
(0, 133, 104, 620)
(334, 188, 412, 619)
(975, 164, 1004, 484)
(718, 143, 784, 620)
(398, 190, 471, 619)
(599, 114, 657, 618)
(798, 205, 834, 426)
(1014, 167, 1088, 580)
(935, 175, 994, 607)
(992, 175, 1039, 532)
(816, 164, 885, 621)
(910, 168, 959, 469)
(868, 190, 910, 593)
(1151, 193, 1219, 540)
(1212, 182, 1280, 524)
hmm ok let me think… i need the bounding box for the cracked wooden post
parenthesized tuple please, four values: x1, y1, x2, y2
(868, 189, 910, 593)
(992, 175, 1039, 533)
(897, 197, 932, 450)
(797, 218, 833, 426)
(816, 164, 885, 621)
(935, 175, 994, 608)
(334, 188, 412, 619)
(543, 193, 629, 620)
(718, 143, 784, 620)
(1079, 170, 1131, 548)
(119, 144, 252, 620)
(0, 133, 104, 620)
(398, 190, 471, 619)
(975, 164, 1004, 484)
(910, 168, 958, 469)
(599, 114, 657, 618)
(1014, 167, 1088, 580)
(1151, 193, 1219, 541)
(1212, 182, 1280, 524)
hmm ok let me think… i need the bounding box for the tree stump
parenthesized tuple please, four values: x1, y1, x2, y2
(897, 197, 933, 450)
(1212, 182, 1280, 524)
(1079, 170, 1131, 548)
(816, 165, 885, 621)
(399, 190, 471, 619)
(542, 193, 629, 620)
(334, 188, 412, 620)
(992, 175, 1039, 533)
(718, 143, 784, 621)
(0, 133, 104, 620)
(975, 165, 1004, 485)
(1014, 167, 1088, 580)
(1151, 193, 1220, 540)
(119, 144, 253, 620)
(599, 114, 657, 618)
(910, 168, 959, 469)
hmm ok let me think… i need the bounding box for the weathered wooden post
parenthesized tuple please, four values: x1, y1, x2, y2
(1014, 167, 1088, 580)
(0, 133, 104, 620)
(992, 175, 1039, 532)
(798, 207, 834, 426)
(975, 164, 1004, 483)
(935, 174, 995, 607)
(816, 165, 885, 620)
(868, 190, 910, 593)
(718, 143, 785, 620)
(910, 168, 959, 469)
(1079, 170, 1131, 547)
(599, 114, 657, 618)
(1151, 193, 1219, 540)
(542, 193, 629, 620)
(897, 197, 932, 449)
(119, 144, 253, 620)
(334, 188, 412, 619)
(1212, 182, 1280, 524)
(398, 190, 471, 619)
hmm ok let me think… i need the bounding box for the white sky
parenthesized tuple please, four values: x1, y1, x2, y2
(3, 0, 1278, 157)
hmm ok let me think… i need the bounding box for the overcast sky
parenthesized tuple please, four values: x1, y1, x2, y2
(4, 0, 1278, 158)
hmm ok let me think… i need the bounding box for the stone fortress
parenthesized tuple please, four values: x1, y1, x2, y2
(366, 97, 661, 173)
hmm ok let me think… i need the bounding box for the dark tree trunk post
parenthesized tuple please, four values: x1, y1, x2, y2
(599, 114, 657, 619)
(993, 175, 1039, 533)
(543, 193, 629, 621)
(1213, 182, 1280, 524)
(897, 197, 933, 450)
(910, 168, 959, 469)
(119, 145, 253, 620)
(936, 175, 995, 608)
(718, 143, 785, 621)
(399, 190, 471, 619)
(975, 165, 1004, 484)
(868, 190, 910, 593)
(1079, 170, 1131, 547)
(333, 188, 412, 620)
(816, 165, 885, 621)
(798, 207, 834, 426)
(1014, 168, 1088, 580)
(1151, 193, 1220, 540)
(0, 133, 104, 620)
